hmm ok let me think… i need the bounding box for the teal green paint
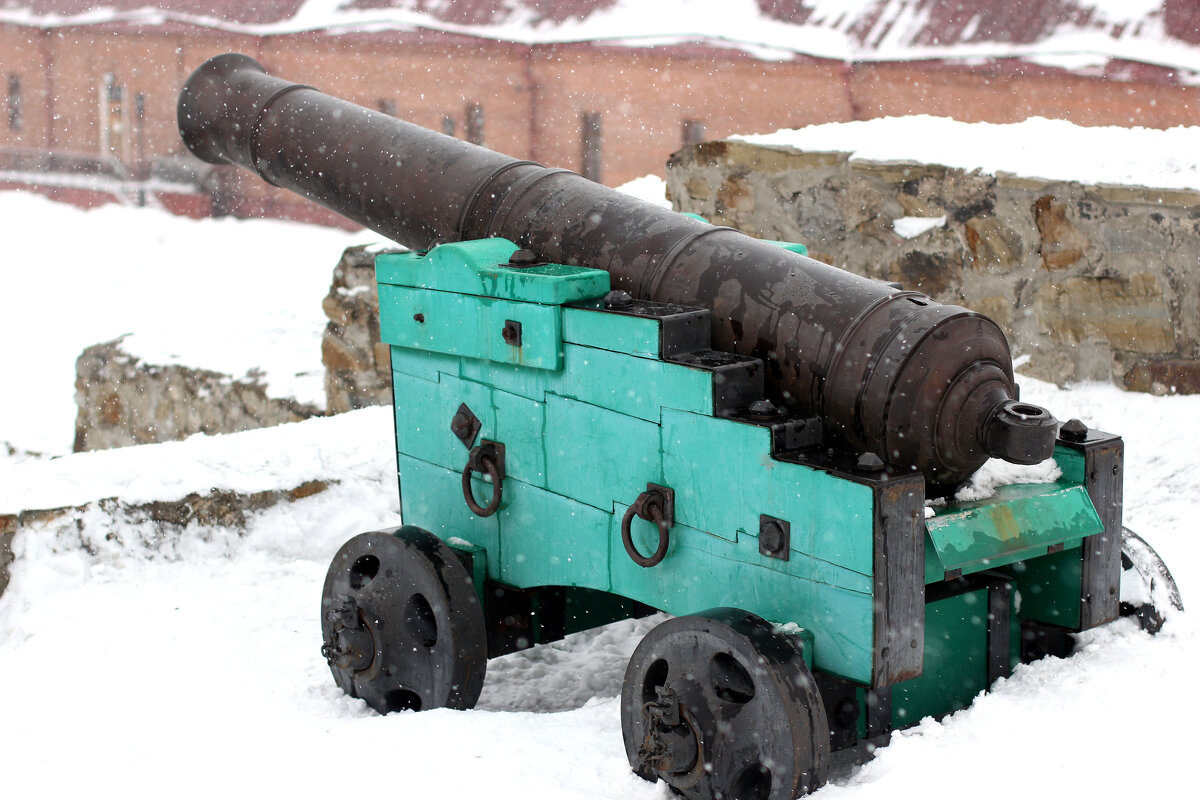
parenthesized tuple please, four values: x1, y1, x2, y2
(892, 589, 990, 725)
(459, 356, 555, 401)
(390, 344, 460, 382)
(1005, 547, 1084, 628)
(562, 304, 663, 358)
(543, 394, 663, 512)
(375, 239, 610, 304)
(661, 409, 875, 574)
(925, 483, 1102, 572)
(673, 217, 809, 256)
(379, 284, 565, 370)
(393, 370, 495, 474)
(607, 511, 875, 683)
(493, 389, 547, 488)
(555, 344, 712, 422)
(396, 452, 500, 560)
(764, 239, 809, 255)
(923, 531, 944, 583)
(497, 479, 613, 591)
(1054, 445, 1087, 484)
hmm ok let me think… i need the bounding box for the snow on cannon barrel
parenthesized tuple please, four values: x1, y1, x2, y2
(177, 53, 1057, 490)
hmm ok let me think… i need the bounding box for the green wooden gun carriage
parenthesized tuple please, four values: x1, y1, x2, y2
(179, 55, 1182, 800)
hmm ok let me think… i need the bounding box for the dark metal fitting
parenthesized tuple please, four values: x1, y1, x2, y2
(462, 441, 506, 517)
(857, 452, 886, 472)
(324, 625, 374, 672)
(507, 248, 540, 267)
(417, 237, 446, 256)
(1059, 417, 1089, 442)
(413, 312, 425, 323)
(759, 515, 791, 561)
(501, 319, 523, 347)
(604, 290, 634, 308)
(983, 400, 1058, 464)
(621, 484, 675, 568)
(748, 399, 778, 418)
(325, 595, 359, 628)
(450, 403, 481, 449)
(638, 688, 698, 775)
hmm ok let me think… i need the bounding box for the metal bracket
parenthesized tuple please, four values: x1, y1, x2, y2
(451, 403, 482, 449)
(758, 515, 791, 561)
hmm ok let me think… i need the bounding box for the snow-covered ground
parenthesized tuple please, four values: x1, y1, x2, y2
(0, 164, 1197, 798)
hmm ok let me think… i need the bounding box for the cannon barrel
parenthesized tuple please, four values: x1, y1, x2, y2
(178, 54, 1057, 489)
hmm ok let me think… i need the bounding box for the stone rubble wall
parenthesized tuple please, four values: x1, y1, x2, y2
(74, 338, 324, 452)
(665, 140, 1200, 393)
(321, 245, 398, 415)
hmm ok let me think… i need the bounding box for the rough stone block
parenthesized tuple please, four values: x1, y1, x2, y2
(74, 339, 323, 452)
(1036, 275, 1175, 353)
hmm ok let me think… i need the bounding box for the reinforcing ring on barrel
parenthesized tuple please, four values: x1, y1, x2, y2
(622, 484, 676, 568)
(462, 441, 505, 517)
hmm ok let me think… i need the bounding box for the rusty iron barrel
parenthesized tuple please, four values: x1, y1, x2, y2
(178, 54, 1057, 489)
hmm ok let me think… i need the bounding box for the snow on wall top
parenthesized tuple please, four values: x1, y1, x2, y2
(2, 1, 1200, 79)
(737, 115, 1200, 193)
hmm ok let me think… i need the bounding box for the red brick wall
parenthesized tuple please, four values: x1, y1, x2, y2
(851, 62, 1200, 128)
(3, 21, 1199, 227)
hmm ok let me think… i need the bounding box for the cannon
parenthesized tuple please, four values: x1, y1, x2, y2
(180, 55, 1182, 800)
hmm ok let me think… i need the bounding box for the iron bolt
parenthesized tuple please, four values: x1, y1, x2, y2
(502, 319, 522, 346)
(604, 290, 634, 308)
(1060, 418, 1089, 441)
(857, 452, 886, 472)
(508, 249, 539, 266)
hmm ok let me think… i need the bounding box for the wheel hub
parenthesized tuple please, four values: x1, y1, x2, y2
(321, 594, 375, 672)
(638, 685, 700, 777)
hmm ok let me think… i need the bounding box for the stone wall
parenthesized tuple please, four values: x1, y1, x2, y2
(666, 140, 1200, 393)
(321, 245, 397, 415)
(74, 338, 323, 452)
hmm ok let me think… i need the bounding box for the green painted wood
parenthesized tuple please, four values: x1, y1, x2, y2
(765, 240, 809, 255)
(1054, 445, 1087, 484)
(561, 305, 662, 358)
(608, 510, 875, 683)
(925, 483, 1102, 573)
(396, 451, 501, 560)
(380, 284, 565, 370)
(390, 343, 461, 382)
(493, 388, 547, 488)
(661, 409, 875, 574)
(392, 370, 495, 474)
(891, 589, 990, 725)
(1006, 547, 1084, 628)
(556, 343, 713, 422)
(543, 393, 663, 512)
(497, 478, 613, 591)
(375, 239, 610, 304)
(458, 357, 553, 401)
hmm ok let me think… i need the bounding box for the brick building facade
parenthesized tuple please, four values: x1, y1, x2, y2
(1, 1, 1199, 225)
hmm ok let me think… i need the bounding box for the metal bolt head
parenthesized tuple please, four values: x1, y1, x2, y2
(508, 248, 539, 266)
(501, 319, 522, 346)
(1060, 418, 1089, 441)
(748, 399, 778, 418)
(857, 452, 886, 472)
(604, 290, 634, 308)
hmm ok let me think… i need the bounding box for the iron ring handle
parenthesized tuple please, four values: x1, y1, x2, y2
(622, 499, 670, 568)
(462, 454, 502, 517)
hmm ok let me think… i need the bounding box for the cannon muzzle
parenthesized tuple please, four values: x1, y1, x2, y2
(179, 54, 1057, 489)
